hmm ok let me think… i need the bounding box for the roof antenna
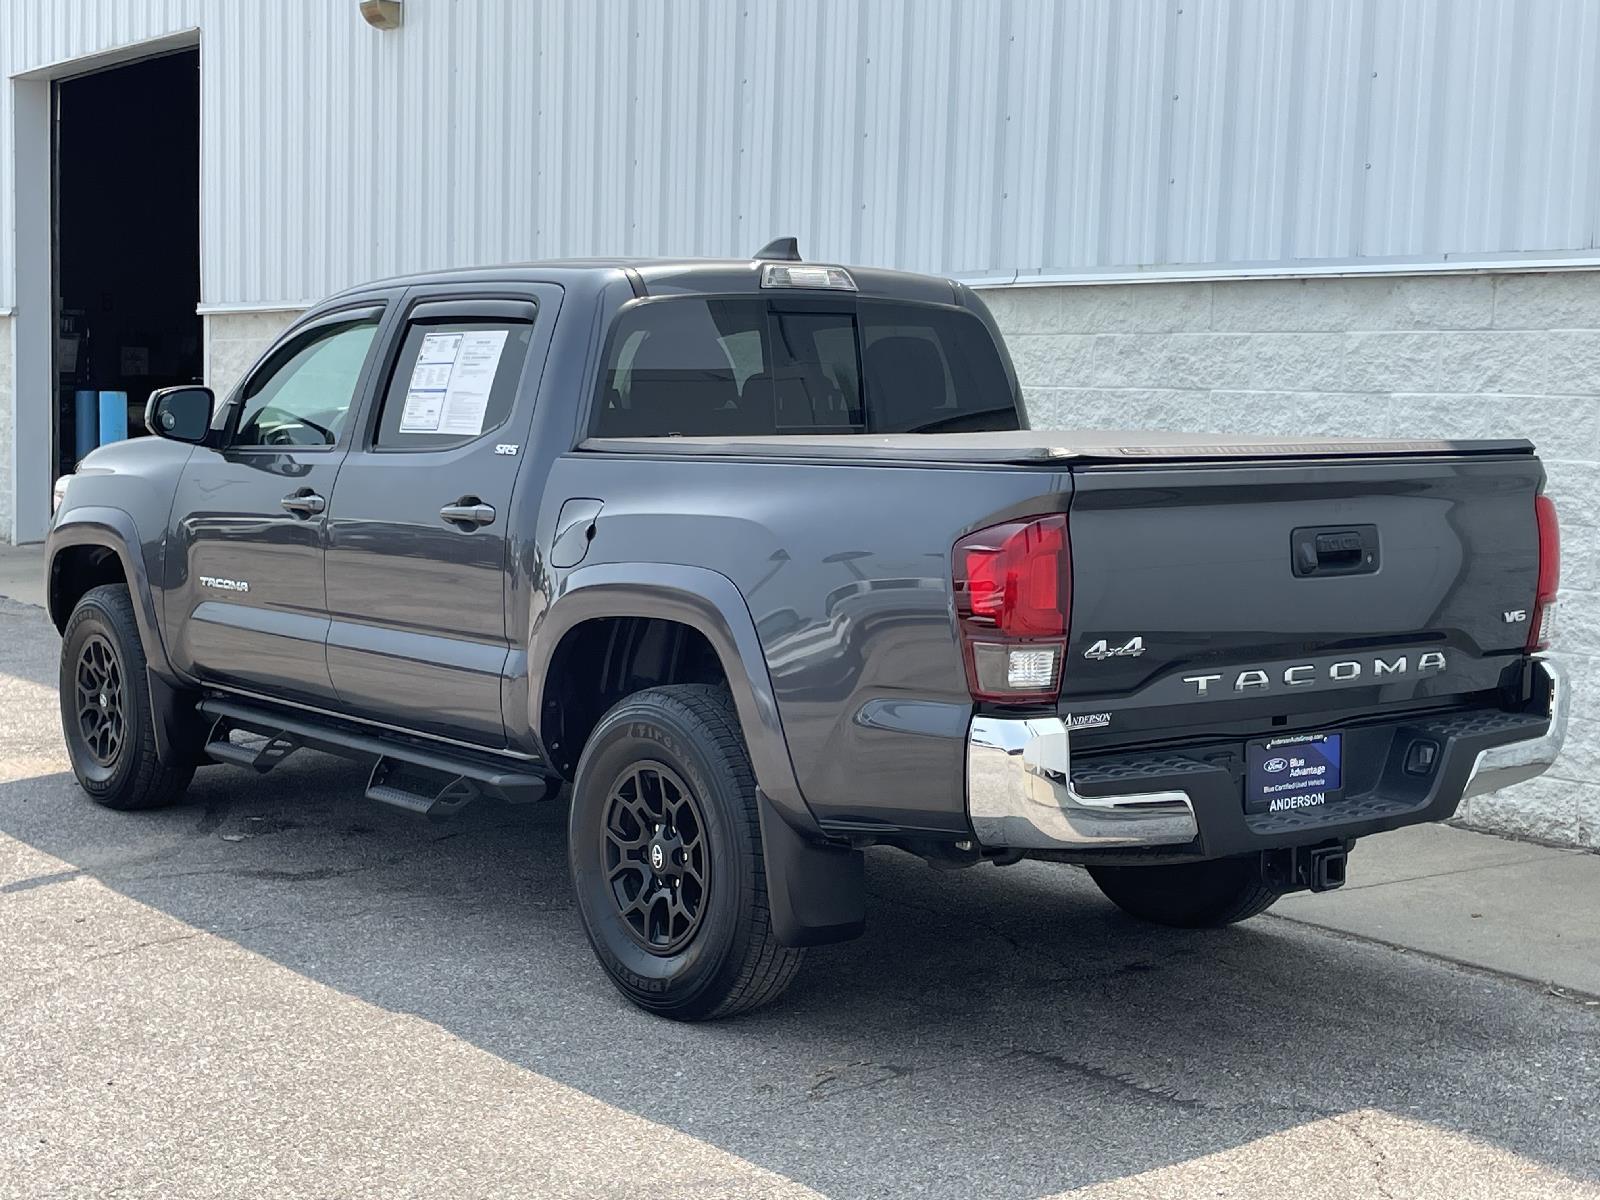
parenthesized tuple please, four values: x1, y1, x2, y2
(753, 236, 801, 262)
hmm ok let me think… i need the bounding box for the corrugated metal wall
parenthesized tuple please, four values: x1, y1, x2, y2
(4, 0, 1600, 309)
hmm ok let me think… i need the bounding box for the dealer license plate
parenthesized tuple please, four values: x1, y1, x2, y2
(1245, 733, 1343, 814)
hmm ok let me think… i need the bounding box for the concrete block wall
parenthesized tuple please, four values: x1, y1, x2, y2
(204, 310, 302, 399)
(984, 270, 1600, 849)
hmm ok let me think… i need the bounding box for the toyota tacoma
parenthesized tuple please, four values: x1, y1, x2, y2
(47, 243, 1567, 1019)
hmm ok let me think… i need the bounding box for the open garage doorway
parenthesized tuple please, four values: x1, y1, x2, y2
(53, 47, 200, 481)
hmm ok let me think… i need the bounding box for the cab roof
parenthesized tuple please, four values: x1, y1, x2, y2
(325, 255, 963, 306)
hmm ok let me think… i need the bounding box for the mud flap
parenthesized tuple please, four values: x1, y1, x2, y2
(756, 790, 866, 947)
(148, 672, 208, 767)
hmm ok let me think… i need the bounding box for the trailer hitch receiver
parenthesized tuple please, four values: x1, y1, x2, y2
(1262, 841, 1350, 894)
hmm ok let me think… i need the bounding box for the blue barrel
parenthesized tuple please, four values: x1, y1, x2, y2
(98, 390, 129, 445)
(74, 389, 99, 461)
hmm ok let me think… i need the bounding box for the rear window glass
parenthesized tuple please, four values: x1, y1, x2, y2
(592, 297, 1018, 437)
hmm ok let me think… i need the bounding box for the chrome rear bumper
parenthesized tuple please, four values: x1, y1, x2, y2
(966, 716, 1199, 850)
(966, 657, 1566, 852)
(1463, 657, 1566, 798)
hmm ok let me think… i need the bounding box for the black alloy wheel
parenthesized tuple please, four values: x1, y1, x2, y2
(602, 762, 710, 954)
(71, 633, 126, 779)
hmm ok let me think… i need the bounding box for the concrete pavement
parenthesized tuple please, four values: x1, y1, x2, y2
(0, 541, 44, 609)
(2, 583, 1599, 1196)
(1276, 822, 1600, 998)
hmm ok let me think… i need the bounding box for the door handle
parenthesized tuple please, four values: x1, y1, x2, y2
(440, 498, 497, 529)
(280, 490, 326, 518)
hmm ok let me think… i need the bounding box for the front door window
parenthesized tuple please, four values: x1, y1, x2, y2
(232, 318, 380, 448)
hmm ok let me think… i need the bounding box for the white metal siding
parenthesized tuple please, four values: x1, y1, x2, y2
(5, 0, 1600, 309)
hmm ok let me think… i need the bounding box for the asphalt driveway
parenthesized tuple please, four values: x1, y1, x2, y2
(2, 594, 1597, 1199)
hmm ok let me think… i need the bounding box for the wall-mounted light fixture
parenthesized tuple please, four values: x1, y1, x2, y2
(359, 0, 403, 30)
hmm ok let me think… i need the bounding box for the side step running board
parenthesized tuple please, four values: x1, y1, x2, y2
(365, 759, 481, 818)
(204, 725, 300, 773)
(199, 697, 552, 813)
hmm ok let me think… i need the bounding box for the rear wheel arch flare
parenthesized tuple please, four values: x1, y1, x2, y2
(526, 564, 817, 834)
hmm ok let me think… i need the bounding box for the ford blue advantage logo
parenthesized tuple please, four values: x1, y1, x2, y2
(1263, 757, 1290, 773)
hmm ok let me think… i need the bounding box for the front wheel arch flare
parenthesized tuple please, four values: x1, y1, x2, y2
(48, 513, 200, 763)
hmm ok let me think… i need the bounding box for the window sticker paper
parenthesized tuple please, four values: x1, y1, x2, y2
(397, 330, 508, 435)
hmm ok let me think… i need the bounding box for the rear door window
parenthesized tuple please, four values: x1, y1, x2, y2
(595, 299, 756, 437)
(593, 297, 1017, 437)
(373, 317, 534, 450)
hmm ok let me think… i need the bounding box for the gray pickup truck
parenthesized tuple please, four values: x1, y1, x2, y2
(47, 244, 1566, 1020)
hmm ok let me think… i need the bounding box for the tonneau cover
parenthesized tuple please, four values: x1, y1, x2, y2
(579, 429, 1534, 465)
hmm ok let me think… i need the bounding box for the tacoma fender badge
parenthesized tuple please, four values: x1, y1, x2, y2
(1084, 636, 1144, 661)
(199, 576, 250, 594)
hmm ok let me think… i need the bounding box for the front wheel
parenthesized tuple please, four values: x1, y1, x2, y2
(1087, 856, 1283, 928)
(568, 684, 803, 1020)
(59, 584, 194, 811)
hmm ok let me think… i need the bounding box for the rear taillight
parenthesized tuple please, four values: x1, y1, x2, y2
(953, 514, 1070, 703)
(1530, 494, 1560, 651)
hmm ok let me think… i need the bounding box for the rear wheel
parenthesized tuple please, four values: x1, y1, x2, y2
(568, 684, 803, 1020)
(59, 584, 194, 811)
(1088, 856, 1282, 928)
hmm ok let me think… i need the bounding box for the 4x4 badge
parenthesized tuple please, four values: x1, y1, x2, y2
(1084, 636, 1144, 661)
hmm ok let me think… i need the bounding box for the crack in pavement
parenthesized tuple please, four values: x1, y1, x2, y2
(805, 1060, 911, 1102)
(1341, 1110, 1401, 1200)
(83, 931, 202, 963)
(1003, 1047, 1211, 1111)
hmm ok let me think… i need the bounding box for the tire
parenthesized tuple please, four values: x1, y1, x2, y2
(59, 584, 195, 811)
(568, 684, 803, 1020)
(1087, 856, 1282, 928)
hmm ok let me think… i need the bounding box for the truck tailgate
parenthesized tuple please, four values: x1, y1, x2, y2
(1061, 453, 1545, 746)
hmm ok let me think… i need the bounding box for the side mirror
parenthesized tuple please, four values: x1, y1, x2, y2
(145, 386, 215, 444)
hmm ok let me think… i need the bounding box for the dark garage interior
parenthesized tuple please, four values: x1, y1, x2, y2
(54, 47, 201, 482)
